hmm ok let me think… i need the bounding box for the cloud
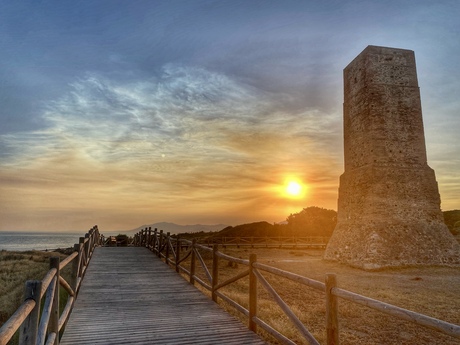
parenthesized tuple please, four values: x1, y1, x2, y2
(0, 64, 343, 229)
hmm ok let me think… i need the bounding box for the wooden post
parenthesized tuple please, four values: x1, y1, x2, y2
(190, 239, 196, 285)
(19, 281, 42, 345)
(78, 236, 86, 270)
(165, 232, 170, 265)
(49, 257, 60, 345)
(211, 244, 219, 302)
(175, 235, 181, 273)
(84, 233, 90, 261)
(249, 253, 257, 332)
(94, 225, 100, 245)
(86, 231, 92, 254)
(72, 243, 81, 293)
(158, 230, 163, 258)
(326, 273, 339, 345)
(148, 227, 152, 249)
(153, 228, 158, 254)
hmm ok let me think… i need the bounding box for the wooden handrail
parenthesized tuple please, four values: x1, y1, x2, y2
(0, 300, 36, 345)
(253, 261, 325, 292)
(40, 268, 57, 299)
(333, 286, 460, 339)
(59, 252, 78, 270)
(216, 251, 250, 265)
(0, 225, 102, 345)
(200, 236, 329, 248)
(135, 229, 460, 344)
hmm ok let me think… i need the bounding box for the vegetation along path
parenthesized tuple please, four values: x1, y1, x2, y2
(60, 247, 266, 345)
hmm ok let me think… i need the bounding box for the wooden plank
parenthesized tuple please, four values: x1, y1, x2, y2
(60, 247, 266, 345)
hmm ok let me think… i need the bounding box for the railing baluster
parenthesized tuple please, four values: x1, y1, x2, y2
(49, 257, 60, 345)
(326, 273, 339, 345)
(148, 227, 152, 249)
(175, 236, 181, 273)
(249, 253, 257, 333)
(158, 230, 163, 258)
(72, 243, 82, 294)
(19, 281, 42, 345)
(165, 232, 170, 265)
(190, 239, 196, 285)
(212, 244, 219, 302)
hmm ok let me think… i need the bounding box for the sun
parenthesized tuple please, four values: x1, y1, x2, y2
(286, 181, 302, 196)
(282, 179, 307, 199)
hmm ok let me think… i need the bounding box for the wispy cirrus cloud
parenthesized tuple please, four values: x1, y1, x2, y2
(0, 64, 342, 229)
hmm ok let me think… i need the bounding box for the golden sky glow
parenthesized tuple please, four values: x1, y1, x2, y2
(0, 2, 459, 232)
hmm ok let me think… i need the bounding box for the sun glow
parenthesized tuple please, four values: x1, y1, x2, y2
(286, 181, 302, 196)
(282, 179, 308, 199)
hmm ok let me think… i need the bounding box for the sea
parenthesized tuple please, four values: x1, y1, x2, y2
(0, 231, 83, 251)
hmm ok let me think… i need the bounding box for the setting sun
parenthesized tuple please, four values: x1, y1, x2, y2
(282, 179, 308, 199)
(286, 181, 302, 196)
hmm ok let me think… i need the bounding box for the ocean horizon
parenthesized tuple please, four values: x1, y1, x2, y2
(0, 231, 84, 251)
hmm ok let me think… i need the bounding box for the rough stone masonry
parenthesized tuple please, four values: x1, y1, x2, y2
(324, 45, 460, 269)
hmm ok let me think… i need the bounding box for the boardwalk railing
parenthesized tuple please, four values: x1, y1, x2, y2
(0, 226, 101, 345)
(135, 227, 460, 345)
(192, 236, 328, 248)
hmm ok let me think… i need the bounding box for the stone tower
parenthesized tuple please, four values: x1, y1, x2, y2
(324, 45, 460, 269)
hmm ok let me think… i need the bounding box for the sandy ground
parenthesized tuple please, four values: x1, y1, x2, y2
(217, 247, 460, 344)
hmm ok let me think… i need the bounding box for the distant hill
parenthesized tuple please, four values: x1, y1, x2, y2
(124, 209, 458, 239)
(128, 222, 228, 235)
(210, 221, 276, 238)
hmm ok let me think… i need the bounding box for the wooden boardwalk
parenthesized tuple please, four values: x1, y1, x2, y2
(60, 247, 266, 345)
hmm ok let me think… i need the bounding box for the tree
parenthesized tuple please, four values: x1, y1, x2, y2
(453, 221, 460, 236)
(286, 206, 337, 237)
(443, 210, 460, 235)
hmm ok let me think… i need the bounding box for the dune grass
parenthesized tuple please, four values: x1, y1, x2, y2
(0, 250, 70, 344)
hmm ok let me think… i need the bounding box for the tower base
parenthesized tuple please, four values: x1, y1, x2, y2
(324, 165, 460, 270)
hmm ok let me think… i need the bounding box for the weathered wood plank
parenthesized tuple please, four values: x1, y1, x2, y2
(60, 247, 266, 345)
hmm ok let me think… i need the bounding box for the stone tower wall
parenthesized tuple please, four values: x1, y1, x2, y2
(324, 46, 460, 269)
(343, 46, 427, 171)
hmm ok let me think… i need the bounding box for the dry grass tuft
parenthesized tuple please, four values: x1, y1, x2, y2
(0, 250, 69, 326)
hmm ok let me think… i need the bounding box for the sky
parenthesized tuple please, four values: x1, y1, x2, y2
(0, 0, 459, 232)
